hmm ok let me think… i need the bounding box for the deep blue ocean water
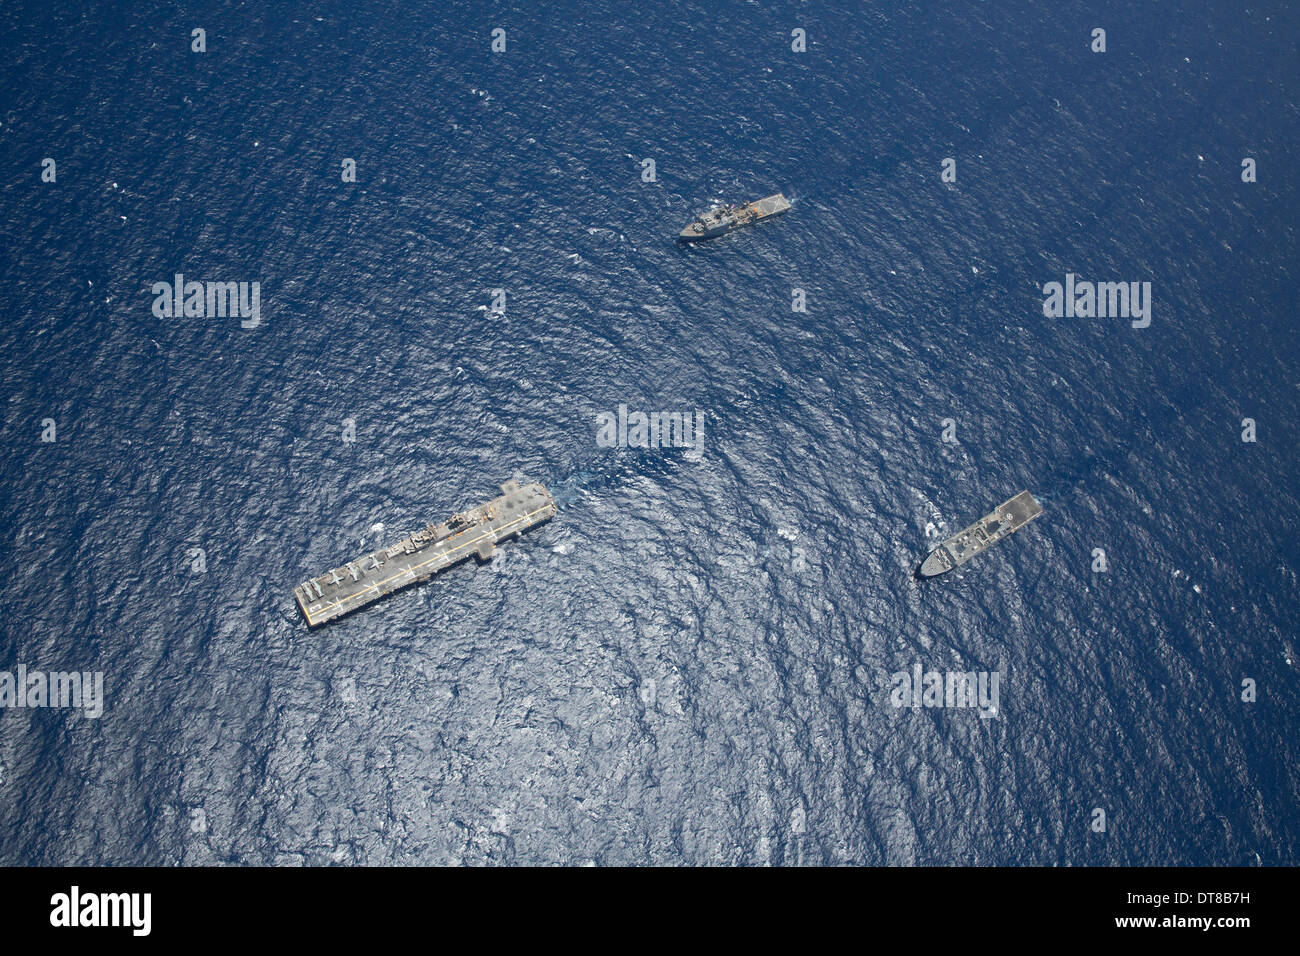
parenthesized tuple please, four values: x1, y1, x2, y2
(0, 0, 1296, 865)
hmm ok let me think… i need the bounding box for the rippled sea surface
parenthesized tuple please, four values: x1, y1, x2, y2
(0, 0, 1296, 864)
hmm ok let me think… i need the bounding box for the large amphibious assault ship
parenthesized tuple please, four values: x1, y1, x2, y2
(917, 490, 1043, 579)
(678, 193, 791, 240)
(294, 480, 556, 626)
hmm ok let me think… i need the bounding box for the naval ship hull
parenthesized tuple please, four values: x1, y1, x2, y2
(678, 193, 791, 241)
(294, 480, 556, 626)
(917, 490, 1043, 579)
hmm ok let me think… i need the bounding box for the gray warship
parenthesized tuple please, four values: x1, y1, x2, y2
(917, 490, 1043, 579)
(294, 480, 556, 626)
(678, 193, 791, 241)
